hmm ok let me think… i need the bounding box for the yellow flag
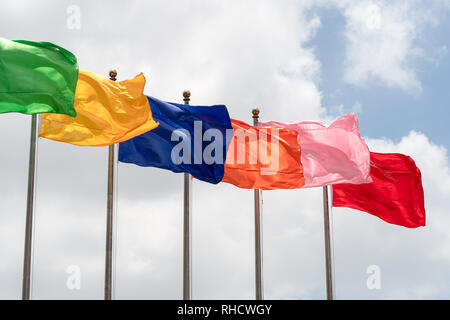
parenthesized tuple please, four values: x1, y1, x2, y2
(39, 70, 159, 146)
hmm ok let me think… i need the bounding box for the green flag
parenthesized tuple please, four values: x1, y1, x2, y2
(0, 38, 78, 116)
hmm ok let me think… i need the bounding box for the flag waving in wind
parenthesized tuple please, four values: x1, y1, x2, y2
(222, 119, 305, 190)
(333, 152, 426, 228)
(259, 113, 371, 188)
(119, 96, 233, 184)
(0, 38, 78, 116)
(39, 70, 158, 146)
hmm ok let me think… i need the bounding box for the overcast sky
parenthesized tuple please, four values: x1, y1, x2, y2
(1, 0, 450, 300)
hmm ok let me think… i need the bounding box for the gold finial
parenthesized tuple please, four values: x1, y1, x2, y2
(109, 69, 117, 81)
(252, 108, 260, 120)
(183, 90, 191, 105)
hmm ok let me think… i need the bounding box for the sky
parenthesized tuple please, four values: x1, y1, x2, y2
(0, 0, 450, 300)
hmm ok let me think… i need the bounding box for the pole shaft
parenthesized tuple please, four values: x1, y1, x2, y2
(22, 114, 38, 300)
(183, 172, 192, 300)
(105, 144, 115, 300)
(252, 109, 263, 300)
(254, 189, 263, 300)
(323, 185, 334, 300)
(183, 91, 192, 300)
(105, 70, 117, 300)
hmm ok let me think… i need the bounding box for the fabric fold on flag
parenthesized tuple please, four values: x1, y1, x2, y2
(332, 152, 426, 228)
(39, 70, 158, 146)
(259, 113, 371, 188)
(0, 38, 78, 116)
(222, 119, 305, 190)
(119, 96, 233, 184)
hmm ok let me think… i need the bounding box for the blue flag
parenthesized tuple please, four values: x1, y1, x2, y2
(119, 96, 233, 184)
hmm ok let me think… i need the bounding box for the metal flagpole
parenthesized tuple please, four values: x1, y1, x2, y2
(323, 185, 334, 300)
(252, 108, 264, 300)
(22, 114, 39, 300)
(183, 90, 192, 300)
(104, 69, 117, 300)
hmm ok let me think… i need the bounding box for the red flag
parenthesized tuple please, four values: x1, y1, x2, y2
(332, 152, 425, 228)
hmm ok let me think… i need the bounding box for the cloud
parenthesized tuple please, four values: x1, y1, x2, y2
(0, 0, 449, 300)
(339, 1, 422, 90)
(0, 0, 327, 299)
(332, 131, 450, 299)
(330, 101, 362, 116)
(336, 0, 448, 91)
(113, 132, 450, 300)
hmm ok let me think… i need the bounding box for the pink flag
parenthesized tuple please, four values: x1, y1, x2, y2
(259, 113, 371, 188)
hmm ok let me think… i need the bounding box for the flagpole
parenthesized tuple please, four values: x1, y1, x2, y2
(104, 69, 117, 300)
(183, 90, 192, 300)
(252, 108, 264, 300)
(22, 114, 39, 300)
(323, 185, 334, 300)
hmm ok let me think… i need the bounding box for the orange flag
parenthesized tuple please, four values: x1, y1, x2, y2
(222, 119, 305, 190)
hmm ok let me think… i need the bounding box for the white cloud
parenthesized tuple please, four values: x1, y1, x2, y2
(0, 0, 449, 301)
(330, 101, 362, 116)
(113, 132, 450, 300)
(339, 0, 423, 91)
(331, 131, 450, 299)
(333, 0, 449, 91)
(62, 0, 326, 123)
(0, 0, 327, 299)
